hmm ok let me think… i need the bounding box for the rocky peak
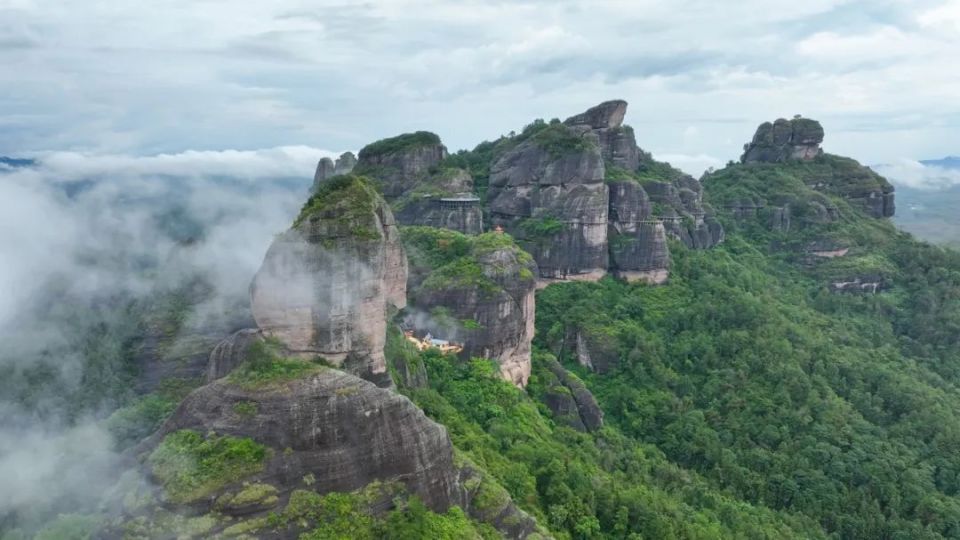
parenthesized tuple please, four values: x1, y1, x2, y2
(564, 99, 628, 129)
(741, 116, 825, 163)
(334, 151, 357, 175)
(356, 131, 448, 198)
(250, 175, 407, 381)
(312, 152, 359, 192)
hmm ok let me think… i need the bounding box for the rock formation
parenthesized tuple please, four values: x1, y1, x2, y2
(311, 152, 357, 192)
(538, 356, 603, 432)
(737, 118, 895, 220)
(487, 122, 610, 280)
(149, 370, 463, 513)
(404, 229, 538, 387)
(250, 175, 407, 381)
(741, 117, 824, 163)
(607, 180, 670, 283)
(355, 132, 448, 199)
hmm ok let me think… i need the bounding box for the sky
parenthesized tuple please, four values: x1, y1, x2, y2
(1, 0, 959, 176)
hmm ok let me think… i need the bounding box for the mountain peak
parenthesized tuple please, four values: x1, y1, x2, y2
(741, 116, 824, 164)
(564, 99, 628, 129)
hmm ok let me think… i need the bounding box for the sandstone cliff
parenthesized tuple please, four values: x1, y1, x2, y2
(402, 227, 538, 387)
(312, 151, 357, 192)
(741, 117, 824, 163)
(250, 175, 407, 382)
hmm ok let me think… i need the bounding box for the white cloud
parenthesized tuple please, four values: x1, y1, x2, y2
(0, 0, 957, 166)
(874, 158, 960, 190)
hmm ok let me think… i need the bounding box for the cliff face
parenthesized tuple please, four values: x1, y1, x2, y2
(487, 123, 609, 280)
(355, 132, 448, 199)
(250, 175, 407, 381)
(607, 180, 670, 283)
(403, 228, 538, 387)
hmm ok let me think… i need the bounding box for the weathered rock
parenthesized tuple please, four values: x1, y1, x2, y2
(564, 100, 628, 130)
(488, 124, 609, 279)
(356, 132, 448, 199)
(312, 158, 336, 190)
(575, 329, 619, 374)
(645, 178, 724, 249)
(250, 176, 407, 379)
(393, 168, 484, 234)
(540, 357, 603, 432)
(607, 180, 670, 283)
(334, 151, 357, 175)
(741, 117, 824, 163)
(149, 369, 464, 513)
(205, 328, 264, 383)
(565, 100, 639, 170)
(406, 231, 538, 387)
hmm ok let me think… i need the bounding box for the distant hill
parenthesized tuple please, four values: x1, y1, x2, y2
(921, 156, 960, 169)
(0, 156, 35, 168)
(887, 156, 960, 246)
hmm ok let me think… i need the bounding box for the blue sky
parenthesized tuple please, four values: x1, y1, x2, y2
(2, 0, 959, 175)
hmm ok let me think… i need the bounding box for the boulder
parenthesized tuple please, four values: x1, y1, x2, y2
(741, 117, 824, 163)
(148, 369, 463, 513)
(250, 176, 407, 380)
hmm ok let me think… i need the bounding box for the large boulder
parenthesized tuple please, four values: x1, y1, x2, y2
(250, 175, 407, 380)
(741, 117, 824, 163)
(146, 368, 463, 513)
(566, 100, 639, 170)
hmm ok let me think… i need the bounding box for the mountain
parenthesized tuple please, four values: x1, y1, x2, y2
(921, 156, 960, 169)
(14, 102, 960, 539)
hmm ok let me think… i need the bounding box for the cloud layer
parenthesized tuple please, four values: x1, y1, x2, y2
(2, 0, 959, 171)
(0, 148, 315, 528)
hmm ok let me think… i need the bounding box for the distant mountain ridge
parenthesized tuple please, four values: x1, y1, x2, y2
(921, 156, 960, 169)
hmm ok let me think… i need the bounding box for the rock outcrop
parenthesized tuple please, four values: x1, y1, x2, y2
(736, 119, 895, 220)
(250, 175, 407, 380)
(312, 152, 358, 192)
(355, 132, 448, 199)
(538, 357, 603, 432)
(487, 123, 609, 280)
(393, 168, 484, 235)
(487, 100, 723, 284)
(404, 229, 538, 387)
(741, 117, 824, 163)
(148, 369, 463, 514)
(607, 180, 670, 283)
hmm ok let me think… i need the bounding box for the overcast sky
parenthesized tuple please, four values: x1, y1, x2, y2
(2, 0, 959, 175)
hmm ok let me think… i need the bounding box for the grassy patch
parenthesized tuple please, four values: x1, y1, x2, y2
(358, 131, 442, 160)
(292, 175, 381, 238)
(226, 339, 323, 390)
(148, 430, 268, 504)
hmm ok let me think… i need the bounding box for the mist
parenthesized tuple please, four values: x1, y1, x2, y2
(0, 147, 327, 533)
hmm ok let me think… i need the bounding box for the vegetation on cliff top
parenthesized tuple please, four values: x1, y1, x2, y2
(402, 226, 534, 294)
(358, 131, 442, 160)
(226, 337, 325, 389)
(292, 174, 382, 239)
(148, 429, 268, 504)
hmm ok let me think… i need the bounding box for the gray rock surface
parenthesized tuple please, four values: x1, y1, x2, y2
(539, 357, 603, 432)
(356, 134, 448, 199)
(407, 238, 538, 387)
(150, 369, 463, 512)
(607, 180, 670, 283)
(488, 125, 609, 279)
(205, 328, 264, 383)
(741, 117, 824, 163)
(393, 168, 484, 234)
(250, 176, 407, 379)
